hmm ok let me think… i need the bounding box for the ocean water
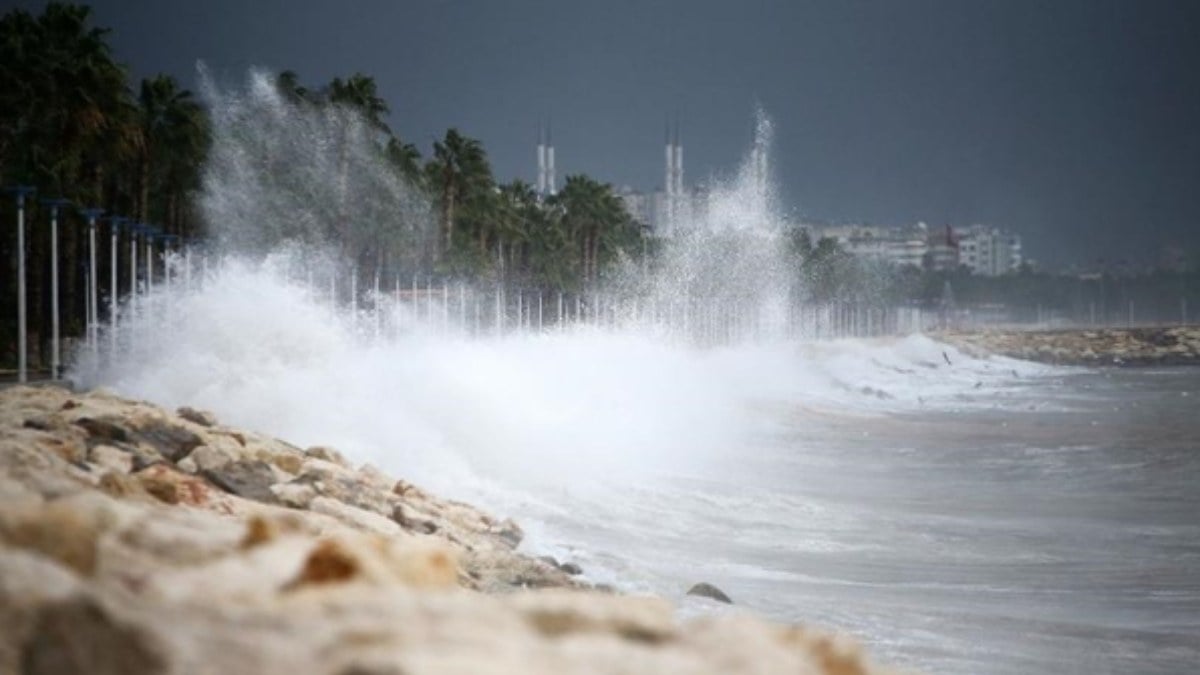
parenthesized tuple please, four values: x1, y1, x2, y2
(518, 366, 1200, 674)
(74, 265, 1200, 674)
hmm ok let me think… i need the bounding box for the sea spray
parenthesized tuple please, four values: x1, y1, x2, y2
(71, 71, 1048, 505)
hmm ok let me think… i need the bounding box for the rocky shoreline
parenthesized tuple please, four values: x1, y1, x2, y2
(0, 385, 896, 674)
(938, 326, 1200, 366)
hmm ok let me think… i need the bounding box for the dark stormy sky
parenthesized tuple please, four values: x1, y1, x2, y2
(14, 0, 1200, 267)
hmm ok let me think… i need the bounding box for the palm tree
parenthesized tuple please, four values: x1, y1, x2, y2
(385, 136, 423, 186)
(0, 2, 132, 367)
(275, 70, 314, 105)
(426, 129, 492, 265)
(554, 175, 641, 286)
(136, 74, 207, 231)
(326, 74, 390, 136)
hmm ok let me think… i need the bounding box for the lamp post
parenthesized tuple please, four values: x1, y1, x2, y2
(5, 186, 36, 382)
(144, 225, 161, 299)
(40, 199, 72, 376)
(105, 216, 128, 357)
(129, 223, 144, 338)
(79, 207, 103, 360)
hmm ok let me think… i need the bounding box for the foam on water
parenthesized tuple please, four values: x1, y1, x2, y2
(73, 256, 1044, 504)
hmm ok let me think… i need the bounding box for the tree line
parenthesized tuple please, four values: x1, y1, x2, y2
(1, 3, 647, 371)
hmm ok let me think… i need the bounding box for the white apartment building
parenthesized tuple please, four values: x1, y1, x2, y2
(958, 225, 1022, 276)
(820, 223, 930, 269)
(819, 222, 1020, 275)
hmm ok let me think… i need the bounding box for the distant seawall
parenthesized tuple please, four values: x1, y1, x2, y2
(939, 326, 1200, 366)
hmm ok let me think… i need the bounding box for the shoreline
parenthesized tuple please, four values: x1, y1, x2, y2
(937, 326, 1200, 367)
(0, 384, 896, 674)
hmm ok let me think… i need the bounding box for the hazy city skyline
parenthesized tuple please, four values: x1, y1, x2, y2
(17, 0, 1198, 267)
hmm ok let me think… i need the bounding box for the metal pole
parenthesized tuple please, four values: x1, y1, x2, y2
(6, 187, 35, 382)
(145, 230, 155, 300)
(130, 226, 139, 329)
(44, 199, 72, 376)
(86, 211, 99, 354)
(107, 216, 124, 358)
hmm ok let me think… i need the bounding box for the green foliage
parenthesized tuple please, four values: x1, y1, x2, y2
(0, 3, 650, 370)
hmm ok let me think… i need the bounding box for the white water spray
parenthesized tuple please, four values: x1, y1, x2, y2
(72, 73, 1030, 506)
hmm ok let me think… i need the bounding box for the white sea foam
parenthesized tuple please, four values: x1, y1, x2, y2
(73, 257, 1043, 506)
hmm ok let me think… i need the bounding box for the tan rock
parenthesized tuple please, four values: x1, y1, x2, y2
(271, 481, 317, 509)
(183, 444, 238, 472)
(176, 406, 218, 427)
(309, 496, 405, 538)
(89, 444, 133, 474)
(305, 445, 349, 466)
(0, 492, 138, 575)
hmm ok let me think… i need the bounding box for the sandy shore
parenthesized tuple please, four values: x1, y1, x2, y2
(939, 326, 1200, 366)
(0, 384, 897, 674)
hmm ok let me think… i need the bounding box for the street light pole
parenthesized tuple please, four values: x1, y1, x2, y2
(129, 224, 142, 335)
(145, 226, 159, 299)
(5, 186, 36, 382)
(105, 216, 128, 357)
(42, 198, 73, 376)
(79, 207, 103, 359)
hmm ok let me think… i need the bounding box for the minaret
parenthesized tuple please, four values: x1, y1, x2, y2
(664, 119, 674, 202)
(673, 121, 683, 198)
(546, 120, 556, 195)
(536, 123, 546, 196)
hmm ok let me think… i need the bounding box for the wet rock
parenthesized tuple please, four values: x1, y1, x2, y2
(687, 582, 733, 604)
(130, 419, 204, 463)
(536, 556, 582, 576)
(305, 445, 348, 466)
(74, 417, 130, 444)
(183, 444, 238, 473)
(292, 463, 391, 516)
(201, 460, 278, 504)
(492, 518, 524, 549)
(311, 496, 402, 537)
(20, 595, 168, 675)
(137, 465, 215, 507)
(23, 416, 53, 431)
(98, 472, 148, 500)
(260, 450, 303, 476)
(0, 493, 136, 576)
(175, 406, 217, 427)
(392, 504, 438, 534)
(271, 481, 317, 509)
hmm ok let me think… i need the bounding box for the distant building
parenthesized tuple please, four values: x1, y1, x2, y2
(820, 222, 929, 269)
(923, 224, 960, 272)
(819, 221, 1021, 275)
(958, 225, 1021, 276)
